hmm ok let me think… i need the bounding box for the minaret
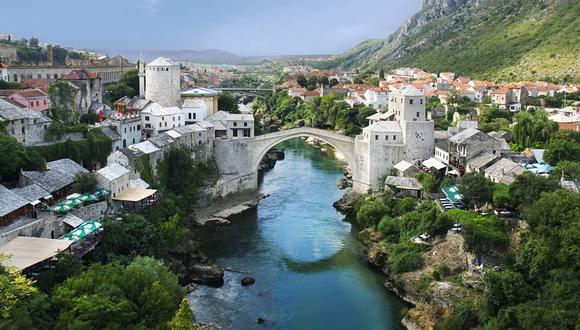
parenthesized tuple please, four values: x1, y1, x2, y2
(138, 51, 145, 98)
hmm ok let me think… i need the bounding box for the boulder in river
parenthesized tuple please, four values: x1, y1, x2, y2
(241, 276, 256, 286)
(257, 317, 266, 324)
(336, 178, 352, 190)
(188, 264, 225, 287)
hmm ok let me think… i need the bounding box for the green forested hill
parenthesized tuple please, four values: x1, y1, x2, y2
(329, 0, 580, 82)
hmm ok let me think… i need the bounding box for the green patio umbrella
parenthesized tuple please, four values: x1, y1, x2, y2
(60, 199, 81, 208)
(66, 193, 81, 200)
(94, 189, 111, 199)
(60, 220, 102, 242)
(50, 204, 72, 213)
(79, 193, 97, 203)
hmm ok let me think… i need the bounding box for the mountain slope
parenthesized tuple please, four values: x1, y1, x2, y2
(331, 0, 580, 81)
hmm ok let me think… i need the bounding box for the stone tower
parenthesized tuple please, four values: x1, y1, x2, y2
(144, 57, 180, 107)
(352, 86, 434, 192)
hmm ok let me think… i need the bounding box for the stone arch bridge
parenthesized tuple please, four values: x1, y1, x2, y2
(253, 127, 355, 170)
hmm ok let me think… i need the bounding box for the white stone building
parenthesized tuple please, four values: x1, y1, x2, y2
(205, 111, 254, 139)
(96, 163, 130, 199)
(180, 87, 220, 122)
(143, 57, 180, 107)
(141, 102, 185, 138)
(181, 98, 208, 123)
(353, 86, 434, 191)
(363, 88, 389, 110)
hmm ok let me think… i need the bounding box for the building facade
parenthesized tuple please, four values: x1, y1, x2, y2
(143, 57, 181, 107)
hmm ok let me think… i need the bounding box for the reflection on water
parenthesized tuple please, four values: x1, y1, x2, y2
(190, 138, 407, 330)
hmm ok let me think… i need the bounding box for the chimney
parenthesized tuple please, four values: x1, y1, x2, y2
(47, 45, 53, 66)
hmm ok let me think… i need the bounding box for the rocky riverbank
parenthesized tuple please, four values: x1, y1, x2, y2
(334, 194, 479, 329)
(258, 147, 285, 172)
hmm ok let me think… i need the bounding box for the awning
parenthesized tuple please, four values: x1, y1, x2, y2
(113, 187, 157, 202)
(442, 184, 463, 204)
(60, 220, 102, 242)
(0, 237, 72, 270)
(422, 157, 447, 170)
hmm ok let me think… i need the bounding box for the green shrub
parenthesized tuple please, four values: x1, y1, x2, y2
(388, 243, 423, 274)
(356, 198, 389, 227)
(448, 210, 507, 254)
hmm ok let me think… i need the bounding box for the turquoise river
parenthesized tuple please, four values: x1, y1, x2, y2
(189, 138, 407, 330)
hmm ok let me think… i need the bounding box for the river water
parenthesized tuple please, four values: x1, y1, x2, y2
(189, 138, 407, 330)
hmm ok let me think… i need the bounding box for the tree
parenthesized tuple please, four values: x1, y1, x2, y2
(0, 80, 21, 89)
(318, 76, 329, 87)
(379, 68, 385, 79)
(217, 92, 239, 113)
(0, 135, 45, 181)
(72, 172, 97, 193)
(552, 160, 580, 180)
(106, 82, 135, 103)
(51, 257, 183, 329)
(168, 298, 197, 330)
(508, 172, 559, 209)
(458, 173, 493, 209)
(356, 198, 388, 227)
(544, 139, 580, 164)
(0, 262, 37, 319)
(512, 111, 558, 147)
(329, 78, 339, 87)
(297, 75, 307, 88)
(48, 81, 79, 124)
(306, 76, 318, 90)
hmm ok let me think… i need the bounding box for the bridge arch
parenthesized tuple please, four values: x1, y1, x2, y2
(252, 127, 356, 171)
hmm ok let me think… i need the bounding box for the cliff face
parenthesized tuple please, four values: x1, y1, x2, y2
(332, 0, 579, 81)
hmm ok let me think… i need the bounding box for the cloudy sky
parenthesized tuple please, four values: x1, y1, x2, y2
(3, 0, 422, 56)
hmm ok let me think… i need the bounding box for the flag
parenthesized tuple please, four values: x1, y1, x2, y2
(130, 103, 133, 115)
(99, 110, 103, 122)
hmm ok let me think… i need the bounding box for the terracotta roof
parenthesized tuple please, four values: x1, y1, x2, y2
(62, 69, 98, 80)
(15, 89, 47, 98)
(302, 89, 320, 96)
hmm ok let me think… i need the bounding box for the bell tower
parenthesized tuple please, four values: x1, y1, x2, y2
(138, 51, 145, 98)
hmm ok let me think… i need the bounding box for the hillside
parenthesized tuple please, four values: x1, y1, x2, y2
(329, 0, 580, 81)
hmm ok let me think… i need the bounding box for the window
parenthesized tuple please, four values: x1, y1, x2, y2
(243, 129, 250, 137)
(21, 127, 25, 134)
(416, 112, 420, 117)
(385, 135, 389, 141)
(244, 122, 248, 127)
(233, 122, 237, 127)
(420, 99, 423, 105)
(375, 135, 378, 140)
(493, 150, 496, 155)
(145, 116, 150, 121)
(188, 113, 192, 119)
(193, 113, 196, 119)
(410, 99, 414, 105)
(165, 122, 167, 127)
(36, 101, 39, 106)
(124, 127, 127, 133)
(233, 129, 238, 137)
(393, 135, 396, 140)
(137, 124, 141, 130)
(162, 116, 164, 120)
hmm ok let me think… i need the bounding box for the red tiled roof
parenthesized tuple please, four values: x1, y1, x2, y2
(62, 69, 98, 80)
(302, 89, 320, 96)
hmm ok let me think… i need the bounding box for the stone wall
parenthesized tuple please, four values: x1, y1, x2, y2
(214, 138, 255, 177)
(71, 201, 108, 222)
(0, 215, 64, 245)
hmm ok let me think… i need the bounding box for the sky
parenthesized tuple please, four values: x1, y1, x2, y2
(2, 0, 422, 56)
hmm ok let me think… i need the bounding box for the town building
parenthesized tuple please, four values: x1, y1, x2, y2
(180, 87, 220, 120)
(484, 158, 526, 185)
(384, 176, 424, 198)
(2, 88, 50, 112)
(205, 111, 254, 139)
(61, 69, 103, 114)
(142, 57, 181, 107)
(141, 102, 185, 138)
(0, 184, 30, 226)
(0, 99, 51, 145)
(445, 128, 501, 173)
(0, 63, 8, 81)
(492, 85, 527, 111)
(19, 159, 88, 202)
(181, 98, 208, 124)
(96, 163, 130, 199)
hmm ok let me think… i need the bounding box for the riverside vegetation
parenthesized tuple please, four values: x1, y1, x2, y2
(344, 169, 579, 329)
(0, 147, 219, 329)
